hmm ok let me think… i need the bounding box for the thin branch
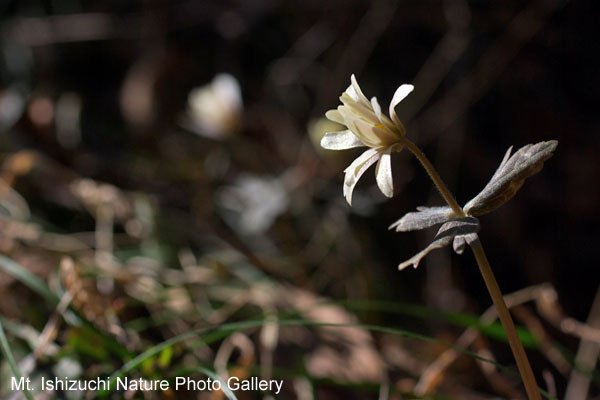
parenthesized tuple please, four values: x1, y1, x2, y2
(564, 284, 600, 400)
(414, 0, 567, 140)
(415, 283, 551, 395)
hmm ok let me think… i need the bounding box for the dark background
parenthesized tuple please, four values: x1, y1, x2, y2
(1, 0, 599, 398)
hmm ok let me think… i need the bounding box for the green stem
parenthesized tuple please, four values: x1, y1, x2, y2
(402, 137, 541, 400)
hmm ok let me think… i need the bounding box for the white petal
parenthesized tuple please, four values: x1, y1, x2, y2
(343, 147, 379, 173)
(212, 73, 243, 110)
(345, 84, 360, 102)
(343, 148, 380, 205)
(325, 109, 345, 125)
(370, 97, 382, 121)
(350, 74, 370, 105)
(389, 84, 414, 111)
(337, 106, 381, 147)
(389, 84, 414, 127)
(320, 130, 365, 150)
(375, 148, 393, 197)
(340, 93, 377, 120)
(343, 104, 381, 133)
(352, 118, 391, 147)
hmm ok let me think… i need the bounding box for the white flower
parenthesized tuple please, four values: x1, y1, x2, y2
(217, 174, 289, 235)
(321, 75, 413, 205)
(187, 73, 243, 139)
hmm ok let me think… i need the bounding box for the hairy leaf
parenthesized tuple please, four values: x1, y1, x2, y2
(399, 217, 480, 270)
(389, 206, 456, 232)
(463, 141, 557, 216)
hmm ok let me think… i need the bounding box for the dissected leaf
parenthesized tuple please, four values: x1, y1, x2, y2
(463, 141, 557, 216)
(452, 231, 479, 254)
(398, 217, 480, 270)
(389, 206, 456, 232)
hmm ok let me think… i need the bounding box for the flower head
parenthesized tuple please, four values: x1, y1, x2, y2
(321, 75, 413, 205)
(187, 73, 243, 138)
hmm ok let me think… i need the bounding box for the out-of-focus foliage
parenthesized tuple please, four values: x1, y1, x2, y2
(0, 1, 598, 399)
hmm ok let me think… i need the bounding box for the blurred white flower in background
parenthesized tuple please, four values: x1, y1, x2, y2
(0, 87, 26, 131)
(321, 75, 413, 205)
(187, 73, 243, 139)
(217, 174, 289, 235)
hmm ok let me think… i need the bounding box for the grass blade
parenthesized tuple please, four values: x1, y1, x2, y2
(97, 318, 557, 399)
(0, 316, 35, 400)
(196, 366, 239, 400)
(0, 255, 59, 305)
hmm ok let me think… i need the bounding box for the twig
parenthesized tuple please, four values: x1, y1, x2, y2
(318, 0, 399, 113)
(512, 306, 571, 376)
(542, 370, 557, 399)
(536, 286, 600, 343)
(564, 284, 600, 400)
(416, 284, 551, 394)
(402, 0, 471, 121)
(475, 345, 524, 399)
(415, 0, 567, 140)
(35, 290, 73, 359)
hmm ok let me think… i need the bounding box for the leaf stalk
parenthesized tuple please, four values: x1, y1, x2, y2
(402, 137, 541, 400)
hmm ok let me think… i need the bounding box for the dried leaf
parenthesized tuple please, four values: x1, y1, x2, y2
(279, 287, 385, 383)
(398, 217, 479, 270)
(389, 206, 455, 232)
(463, 141, 557, 216)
